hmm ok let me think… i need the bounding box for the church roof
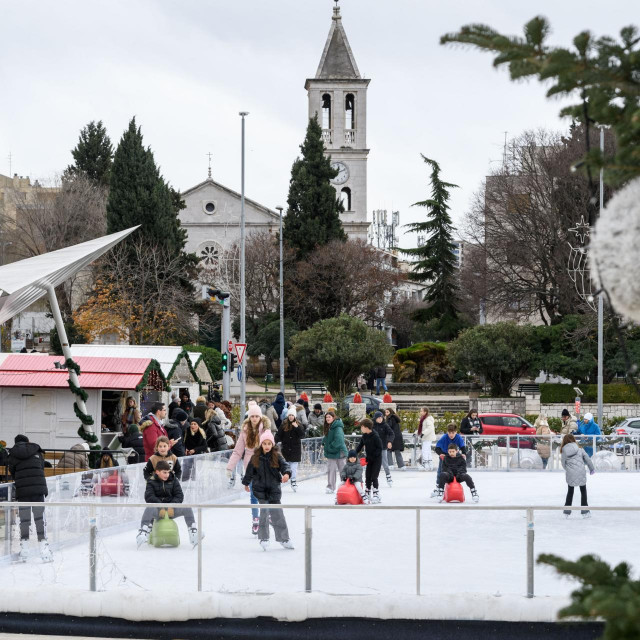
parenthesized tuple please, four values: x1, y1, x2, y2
(181, 178, 280, 220)
(315, 4, 361, 79)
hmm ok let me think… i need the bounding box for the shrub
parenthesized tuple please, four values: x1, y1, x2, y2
(392, 342, 453, 383)
(540, 384, 640, 404)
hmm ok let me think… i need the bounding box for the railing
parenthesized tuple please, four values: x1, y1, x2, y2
(344, 129, 356, 146)
(321, 129, 332, 145)
(4, 500, 636, 598)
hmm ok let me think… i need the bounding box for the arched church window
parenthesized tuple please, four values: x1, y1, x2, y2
(322, 94, 332, 130)
(345, 93, 355, 130)
(340, 187, 352, 211)
(198, 241, 222, 268)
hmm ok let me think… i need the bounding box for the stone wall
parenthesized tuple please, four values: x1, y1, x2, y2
(476, 398, 527, 415)
(540, 404, 640, 419)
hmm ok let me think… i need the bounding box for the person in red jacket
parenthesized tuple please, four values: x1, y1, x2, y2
(140, 403, 174, 461)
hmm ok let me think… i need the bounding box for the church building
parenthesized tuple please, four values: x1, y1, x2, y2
(179, 2, 371, 264)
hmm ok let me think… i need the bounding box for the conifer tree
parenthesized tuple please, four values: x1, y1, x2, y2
(106, 117, 186, 256)
(283, 116, 346, 258)
(66, 120, 113, 186)
(400, 155, 460, 334)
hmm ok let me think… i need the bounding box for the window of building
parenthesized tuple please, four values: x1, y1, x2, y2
(198, 241, 222, 268)
(345, 93, 355, 129)
(340, 187, 352, 211)
(322, 94, 332, 130)
(202, 200, 217, 215)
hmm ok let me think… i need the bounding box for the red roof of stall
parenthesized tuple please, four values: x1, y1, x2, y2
(0, 355, 165, 390)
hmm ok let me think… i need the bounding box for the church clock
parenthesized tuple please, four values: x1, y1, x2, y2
(330, 161, 349, 185)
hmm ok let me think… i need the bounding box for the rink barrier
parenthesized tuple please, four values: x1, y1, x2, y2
(6, 500, 639, 599)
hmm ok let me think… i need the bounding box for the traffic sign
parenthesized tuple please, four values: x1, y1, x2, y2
(237, 364, 243, 382)
(234, 343, 247, 364)
(228, 340, 234, 353)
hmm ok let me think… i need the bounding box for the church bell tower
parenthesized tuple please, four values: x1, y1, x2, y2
(305, 2, 370, 241)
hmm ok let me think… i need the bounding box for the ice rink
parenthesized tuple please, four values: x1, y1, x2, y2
(4, 469, 638, 600)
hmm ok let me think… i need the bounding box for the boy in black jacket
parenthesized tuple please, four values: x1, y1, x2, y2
(438, 443, 479, 503)
(136, 460, 201, 547)
(356, 418, 383, 504)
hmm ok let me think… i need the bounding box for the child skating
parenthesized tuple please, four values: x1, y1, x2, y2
(356, 418, 384, 503)
(340, 449, 368, 503)
(560, 434, 595, 518)
(438, 442, 479, 503)
(431, 424, 467, 499)
(242, 431, 294, 551)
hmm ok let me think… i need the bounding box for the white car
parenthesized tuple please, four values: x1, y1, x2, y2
(614, 417, 640, 436)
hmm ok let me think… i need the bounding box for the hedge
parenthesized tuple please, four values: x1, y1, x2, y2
(540, 383, 640, 404)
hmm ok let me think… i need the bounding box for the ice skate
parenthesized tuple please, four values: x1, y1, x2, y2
(252, 517, 260, 535)
(17, 540, 29, 563)
(260, 539, 270, 551)
(39, 540, 53, 563)
(189, 527, 203, 547)
(438, 491, 445, 503)
(325, 487, 334, 494)
(386, 474, 393, 487)
(563, 510, 571, 518)
(280, 540, 294, 550)
(371, 490, 381, 504)
(582, 511, 592, 519)
(430, 487, 440, 498)
(471, 489, 479, 503)
(227, 474, 236, 489)
(291, 479, 298, 492)
(136, 524, 151, 547)
(361, 492, 371, 505)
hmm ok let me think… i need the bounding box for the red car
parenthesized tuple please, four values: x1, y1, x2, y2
(478, 413, 536, 436)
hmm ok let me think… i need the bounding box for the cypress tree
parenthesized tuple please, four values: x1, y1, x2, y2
(283, 116, 346, 258)
(400, 155, 460, 330)
(66, 120, 113, 186)
(106, 117, 186, 255)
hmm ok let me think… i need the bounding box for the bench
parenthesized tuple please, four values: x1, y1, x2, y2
(293, 382, 327, 396)
(517, 383, 540, 396)
(44, 467, 78, 477)
(43, 451, 64, 461)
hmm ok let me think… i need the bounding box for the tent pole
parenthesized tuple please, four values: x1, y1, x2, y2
(45, 284, 94, 435)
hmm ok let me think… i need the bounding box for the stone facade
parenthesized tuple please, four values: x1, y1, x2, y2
(540, 404, 640, 419)
(476, 398, 527, 415)
(348, 403, 366, 421)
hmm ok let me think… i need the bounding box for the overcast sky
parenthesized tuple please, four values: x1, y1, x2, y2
(0, 0, 636, 246)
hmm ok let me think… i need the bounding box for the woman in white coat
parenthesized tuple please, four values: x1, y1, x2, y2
(417, 407, 436, 470)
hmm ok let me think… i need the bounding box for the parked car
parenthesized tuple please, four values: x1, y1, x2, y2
(342, 394, 382, 415)
(478, 413, 536, 436)
(614, 417, 640, 436)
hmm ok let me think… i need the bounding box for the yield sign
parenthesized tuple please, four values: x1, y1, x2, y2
(234, 343, 247, 364)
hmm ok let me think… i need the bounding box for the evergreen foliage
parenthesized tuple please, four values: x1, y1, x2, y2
(538, 553, 639, 639)
(289, 314, 393, 395)
(400, 155, 461, 337)
(448, 323, 535, 397)
(441, 19, 640, 191)
(106, 117, 187, 255)
(66, 120, 113, 186)
(283, 116, 346, 258)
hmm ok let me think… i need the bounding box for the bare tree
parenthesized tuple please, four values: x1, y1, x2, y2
(286, 239, 401, 329)
(461, 126, 613, 325)
(2, 173, 107, 317)
(74, 240, 198, 345)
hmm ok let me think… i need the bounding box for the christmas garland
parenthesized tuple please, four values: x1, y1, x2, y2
(63, 357, 95, 427)
(135, 359, 169, 392)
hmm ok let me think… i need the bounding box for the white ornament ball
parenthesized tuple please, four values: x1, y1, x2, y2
(591, 177, 640, 322)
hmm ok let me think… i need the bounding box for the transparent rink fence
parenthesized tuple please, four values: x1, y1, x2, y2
(0, 438, 327, 560)
(371, 434, 640, 472)
(5, 500, 640, 599)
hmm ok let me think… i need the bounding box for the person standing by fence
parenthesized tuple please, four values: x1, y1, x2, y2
(8, 435, 52, 563)
(560, 434, 595, 518)
(417, 407, 435, 471)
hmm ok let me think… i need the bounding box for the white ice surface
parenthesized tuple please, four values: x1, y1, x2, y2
(1, 470, 637, 622)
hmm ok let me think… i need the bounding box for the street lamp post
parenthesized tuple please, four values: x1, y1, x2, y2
(276, 206, 285, 394)
(239, 112, 248, 415)
(597, 126, 605, 428)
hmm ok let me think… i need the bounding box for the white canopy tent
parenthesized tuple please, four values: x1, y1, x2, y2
(0, 227, 139, 435)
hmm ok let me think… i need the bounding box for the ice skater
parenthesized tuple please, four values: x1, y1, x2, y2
(276, 405, 305, 492)
(356, 418, 384, 503)
(417, 407, 435, 470)
(438, 442, 479, 503)
(431, 424, 467, 499)
(340, 449, 368, 503)
(560, 434, 595, 518)
(242, 431, 294, 551)
(372, 411, 394, 487)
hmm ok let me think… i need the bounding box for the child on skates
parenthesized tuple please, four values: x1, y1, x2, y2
(340, 449, 368, 503)
(561, 434, 595, 518)
(356, 418, 383, 503)
(438, 443, 479, 503)
(242, 431, 294, 551)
